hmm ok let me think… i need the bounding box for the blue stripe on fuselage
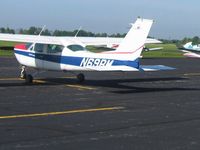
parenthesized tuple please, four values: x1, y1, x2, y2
(14, 49, 139, 69)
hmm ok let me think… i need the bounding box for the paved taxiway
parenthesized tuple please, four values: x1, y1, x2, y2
(0, 57, 200, 150)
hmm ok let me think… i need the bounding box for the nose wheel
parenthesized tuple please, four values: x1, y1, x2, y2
(77, 73, 85, 82)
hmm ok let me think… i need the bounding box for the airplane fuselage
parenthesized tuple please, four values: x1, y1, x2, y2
(14, 44, 140, 72)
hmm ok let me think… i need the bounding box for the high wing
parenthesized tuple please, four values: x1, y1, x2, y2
(0, 34, 65, 45)
(143, 47, 163, 52)
(181, 50, 200, 58)
(75, 37, 162, 46)
(0, 34, 161, 47)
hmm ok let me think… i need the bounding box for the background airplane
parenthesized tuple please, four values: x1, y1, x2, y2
(183, 42, 200, 51)
(181, 42, 200, 58)
(0, 18, 174, 83)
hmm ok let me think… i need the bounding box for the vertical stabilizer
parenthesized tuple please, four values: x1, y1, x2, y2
(183, 42, 193, 49)
(115, 18, 153, 60)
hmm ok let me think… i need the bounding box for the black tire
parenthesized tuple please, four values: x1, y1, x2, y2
(25, 74, 33, 84)
(77, 73, 85, 82)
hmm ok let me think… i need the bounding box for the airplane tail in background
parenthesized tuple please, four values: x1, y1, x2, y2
(183, 42, 193, 49)
(115, 18, 153, 60)
(183, 42, 200, 51)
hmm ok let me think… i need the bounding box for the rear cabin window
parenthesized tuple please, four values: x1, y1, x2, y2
(47, 45, 64, 53)
(67, 44, 86, 51)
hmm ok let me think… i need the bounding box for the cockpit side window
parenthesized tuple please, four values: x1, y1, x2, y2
(33, 43, 64, 53)
(67, 44, 86, 51)
(47, 45, 64, 53)
(34, 43, 45, 52)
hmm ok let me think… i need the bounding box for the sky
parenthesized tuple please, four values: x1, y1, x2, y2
(0, 0, 200, 39)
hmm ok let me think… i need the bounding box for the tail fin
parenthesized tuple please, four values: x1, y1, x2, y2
(183, 42, 193, 49)
(115, 18, 153, 60)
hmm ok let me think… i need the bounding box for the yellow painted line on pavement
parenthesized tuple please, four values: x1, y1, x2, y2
(61, 76, 76, 79)
(66, 84, 96, 90)
(184, 73, 200, 76)
(33, 79, 47, 84)
(0, 106, 124, 120)
(0, 78, 46, 83)
(0, 78, 22, 81)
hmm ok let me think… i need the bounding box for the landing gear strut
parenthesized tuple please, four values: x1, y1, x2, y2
(77, 73, 85, 82)
(20, 66, 26, 79)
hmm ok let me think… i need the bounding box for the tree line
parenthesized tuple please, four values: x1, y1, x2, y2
(170, 36, 200, 48)
(0, 26, 200, 46)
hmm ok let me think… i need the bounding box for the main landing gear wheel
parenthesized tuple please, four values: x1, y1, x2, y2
(77, 73, 85, 82)
(25, 74, 33, 84)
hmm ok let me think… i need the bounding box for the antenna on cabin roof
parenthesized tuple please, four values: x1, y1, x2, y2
(39, 25, 46, 36)
(75, 26, 82, 37)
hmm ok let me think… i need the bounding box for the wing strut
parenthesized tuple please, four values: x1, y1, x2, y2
(39, 25, 46, 36)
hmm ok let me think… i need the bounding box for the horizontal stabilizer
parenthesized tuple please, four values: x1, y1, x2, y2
(140, 65, 175, 71)
(81, 66, 139, 71)
(148, 47, 163, 51)
(76, 65, 175, 72)
(183, 52, 200, 58)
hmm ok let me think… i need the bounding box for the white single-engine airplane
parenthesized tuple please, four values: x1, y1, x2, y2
(0, 18, 174, 83)
(181, 42, 200, 58)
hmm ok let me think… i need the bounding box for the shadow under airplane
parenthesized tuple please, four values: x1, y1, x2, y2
(0, 76, 199, 94)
